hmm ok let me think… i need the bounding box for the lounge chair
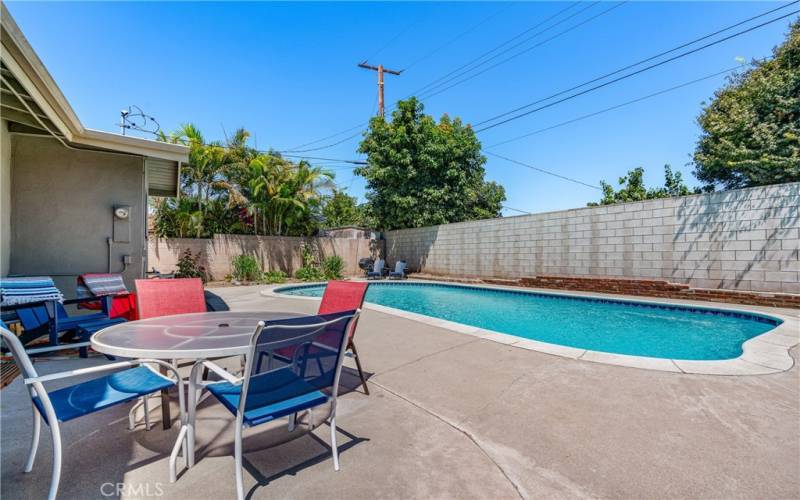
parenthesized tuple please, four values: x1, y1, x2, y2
(134, 278, 207, 319)
(1, 277, 126, 356)
(186, 310, 360, 500)
(366, 259, 386, 280)
(388, 261, 407, 280)
(0, 323, 186, 500)
(318, 280, 370, 394)
(76, 273, 138, 321)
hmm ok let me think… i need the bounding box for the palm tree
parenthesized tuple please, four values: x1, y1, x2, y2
(153, 125, 334, 238)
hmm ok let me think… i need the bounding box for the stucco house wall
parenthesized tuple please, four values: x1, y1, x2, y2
(0, 5, 188, 297)
(9, 134, 147, 294)
(1, 119, 11, 277)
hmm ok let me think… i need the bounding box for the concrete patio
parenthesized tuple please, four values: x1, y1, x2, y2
(1, 285, 798, 499)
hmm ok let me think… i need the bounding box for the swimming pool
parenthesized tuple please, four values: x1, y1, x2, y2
(276, 282, 782, 360)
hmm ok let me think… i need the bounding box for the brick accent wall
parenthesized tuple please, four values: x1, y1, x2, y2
(384, 183, 800, 294)
(411, 274, 800, 309)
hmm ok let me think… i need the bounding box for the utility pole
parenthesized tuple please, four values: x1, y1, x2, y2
(358, 61, 402, 117)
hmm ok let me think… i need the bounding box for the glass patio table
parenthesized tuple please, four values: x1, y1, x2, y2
(90, 311, 302, 429)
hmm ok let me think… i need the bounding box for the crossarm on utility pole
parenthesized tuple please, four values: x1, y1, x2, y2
(358, 61, 402, 117)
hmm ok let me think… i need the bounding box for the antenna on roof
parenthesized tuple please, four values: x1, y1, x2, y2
(119, 105, 161, 137)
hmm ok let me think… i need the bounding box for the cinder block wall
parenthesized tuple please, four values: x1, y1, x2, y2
(384, 183, 800, 294)
(148, 234, 375, 280)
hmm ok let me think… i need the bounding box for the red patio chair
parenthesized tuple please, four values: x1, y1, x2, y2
(134, 278, 207, 319)
(318, 280, 370, 394)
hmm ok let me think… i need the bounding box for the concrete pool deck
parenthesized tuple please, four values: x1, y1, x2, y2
(1, 285, 798, 499)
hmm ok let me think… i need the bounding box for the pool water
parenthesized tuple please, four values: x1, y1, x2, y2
(276, 282, 780, 360)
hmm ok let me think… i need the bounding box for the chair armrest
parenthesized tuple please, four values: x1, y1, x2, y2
(26, 342, 91, 355)
(194, 359, 242, 385)
(24, 360, 138, 384)
(63, 296, 114, 314)
(23, 358, 182, 385)
(0, 300, 50, 311)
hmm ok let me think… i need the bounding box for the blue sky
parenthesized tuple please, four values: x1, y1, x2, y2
(7, 1, 797, 214)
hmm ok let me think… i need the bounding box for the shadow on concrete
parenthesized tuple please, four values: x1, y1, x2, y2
(244, 426, 368, 499)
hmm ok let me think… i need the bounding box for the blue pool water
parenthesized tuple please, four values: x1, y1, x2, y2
(276, 282, 781, 360)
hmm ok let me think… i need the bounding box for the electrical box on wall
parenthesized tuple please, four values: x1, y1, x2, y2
(113, 205, 131, 243)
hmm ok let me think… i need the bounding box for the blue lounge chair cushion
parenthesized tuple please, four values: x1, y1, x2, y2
(75, 317, 126, 336)
(207, 368, 330, 427)
(33, 366, 174, 424)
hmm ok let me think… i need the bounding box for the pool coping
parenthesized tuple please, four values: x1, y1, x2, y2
(261, 280, 800, 376)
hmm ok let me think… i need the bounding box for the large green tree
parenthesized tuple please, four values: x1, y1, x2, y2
(693, 20, 800, 189)
(322, 189, 368, 227)
(356, 98, 505, 230)
(589, 165, 698, 206)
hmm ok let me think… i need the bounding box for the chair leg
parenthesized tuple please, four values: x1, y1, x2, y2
(48, 421, 62, 500)
(168, 425, 188, 483)
(329, 416, 340, 471)
(287, 413, 297, 432)
(24, 407, 41, 472)
(349, 341, 369, 395)
(143, 396, 151, 430)
(234, 424, 245, 500)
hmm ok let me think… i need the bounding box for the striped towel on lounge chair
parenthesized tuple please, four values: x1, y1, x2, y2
(0, 277, 64, 306)
(76, 274, 129, 298)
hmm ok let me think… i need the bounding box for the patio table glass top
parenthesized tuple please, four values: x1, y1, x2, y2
(90, 311, 303, 359)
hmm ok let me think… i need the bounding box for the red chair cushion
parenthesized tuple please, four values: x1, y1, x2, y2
(134, 278, 206, 319)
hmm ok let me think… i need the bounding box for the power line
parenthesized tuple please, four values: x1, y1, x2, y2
(408, 2, 582, 98)
(284, 130, 364, 153)
(486, 63, 749, 149)
(475, 0, 799, 128)
(277, 3, 588, 152)
(502, 205, 533, 215)
(275, 4, 598, 154)
(283, 122, 366, 152)
(475, 7, 800, 133)
(418, 1, 626, 102)
(280, 153, 367, 164)
(402, 4, 513, 71)
(364, 10, 430, 63)
(277, 1, 797, 155)
(487, 151, 601, 190)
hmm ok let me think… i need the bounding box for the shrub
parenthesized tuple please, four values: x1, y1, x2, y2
(295, 265, 324, 282)
(263, 269, 288, 284)
(322, 255, 344, 280)
(231, 254, 261, 283)
(175, 248, 207, 282)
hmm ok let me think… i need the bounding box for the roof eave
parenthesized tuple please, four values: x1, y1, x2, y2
(0, 2, 189, 162)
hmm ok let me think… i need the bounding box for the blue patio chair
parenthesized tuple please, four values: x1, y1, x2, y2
(0, 322, 187, 500)
(7, 294, 125, 357)
(183, 310, 360, 500)
(388, 260, 407, 280)
(366, 259, 386, 279)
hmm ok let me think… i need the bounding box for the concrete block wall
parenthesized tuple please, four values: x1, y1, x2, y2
(148, 234, 376, 280)
(384, 182, 800, 294)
